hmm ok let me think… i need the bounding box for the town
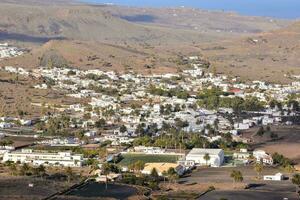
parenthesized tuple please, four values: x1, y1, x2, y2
(0, 49, 300, 199)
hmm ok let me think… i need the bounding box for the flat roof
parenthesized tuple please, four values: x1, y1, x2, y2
(143, 163, 179, 173)
(187, 148, 223, 156)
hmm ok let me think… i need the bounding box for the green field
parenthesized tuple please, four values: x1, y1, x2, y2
(118, 153, 180, 166)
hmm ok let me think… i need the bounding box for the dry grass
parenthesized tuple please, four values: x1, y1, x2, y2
(201, 23, 300, 83)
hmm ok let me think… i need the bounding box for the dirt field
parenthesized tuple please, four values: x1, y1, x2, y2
(0, 176, 73, 200)
(180, 166, 291, 186)
(242, 125, 300, 163)
(1, 136, 38, 148)
(159, 166, 298, 200)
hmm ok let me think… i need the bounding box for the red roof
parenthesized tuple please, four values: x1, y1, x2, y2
(229, 88, 242, 93)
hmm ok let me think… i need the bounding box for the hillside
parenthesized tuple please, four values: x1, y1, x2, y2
(201, 20, 300, 83)
(0, 1, 299, 83)
(105, 6, 289, 35)
(0, 1, 291, 46)
(0, 40, 182, 74)
(0, 3, 226, 45)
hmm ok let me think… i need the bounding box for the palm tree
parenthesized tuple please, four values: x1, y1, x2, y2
(162, 170, 168, 184)
(150, 168, 159, 181)
(230, 170, 243, 188)
(254, 163, 263, 179)
(167, 167, 178, 186)
(128, 163, 135, 173)
(9, 163, 17, 176)
(204, 153, 210, 166)
(134, 160, 145, 174)
(38, 165, 46, 175)
(65, 167, 74, 183)
(101, 163, 111, 190)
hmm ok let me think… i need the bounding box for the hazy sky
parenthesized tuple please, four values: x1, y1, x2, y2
(83, 0, 300, 19)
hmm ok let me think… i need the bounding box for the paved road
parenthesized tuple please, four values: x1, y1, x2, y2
(199, 190, 298, 200)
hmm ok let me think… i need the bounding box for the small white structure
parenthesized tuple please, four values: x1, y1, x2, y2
(185, 148, 224, 167)
(84, 130, 97, 137)
(263, 173, 284, 181)
(233, 152, 250, 160)
(2, 149, 83, 167)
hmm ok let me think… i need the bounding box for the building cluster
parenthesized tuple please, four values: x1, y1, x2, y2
(0, 60, 299, 143)
(0, 43, 23, 60)
(0, 53, 298, 182)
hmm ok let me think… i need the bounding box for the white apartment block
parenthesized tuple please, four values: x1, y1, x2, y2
(2, 149, 83, 167)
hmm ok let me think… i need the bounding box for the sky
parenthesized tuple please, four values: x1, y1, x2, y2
(82, 0, 300, 19)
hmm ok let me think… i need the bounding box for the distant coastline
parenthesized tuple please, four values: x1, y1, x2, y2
(80, 0, 300, 19)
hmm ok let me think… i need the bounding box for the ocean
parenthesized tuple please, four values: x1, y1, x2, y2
(81, 0, 300, 19)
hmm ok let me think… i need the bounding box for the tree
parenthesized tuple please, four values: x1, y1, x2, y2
(292, 174, 300, 192)
(134, 160, 145, 173)
(167, 167, 179, 185)
(33, 165, 46, 178)
(230, 170, 243, 188)
(37, 165, 46, 176)
(102, 163, 111, 190)
(120, 125, 127, 133)
(19, 163, 30, 176)
(256, 127, 264, 137)
(162, 170, 168, 184)
(65, 167, 75, 183)
(272, 152, 292, 167)
(254, 163, 263, 179)
(95, 118, 106, 128)
(150, 168, 159, 181)
(83, 113, 91, 120)
(204, 153, 211, 166)
(75, 130, 85, 140)
(9, 163, 17, 176)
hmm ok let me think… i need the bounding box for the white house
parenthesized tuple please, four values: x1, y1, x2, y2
(2, 149, 83, 167)
(253, 150, 273, 165)
(185, 148, 224, 167)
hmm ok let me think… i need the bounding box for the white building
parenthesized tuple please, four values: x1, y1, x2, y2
(0, 122, 13, 129)
(133, 146, 165, 154)
(233, 149, 250, 160)
(185, 148, 224, 167)
(253, 150, 273, 165)
(263, 173, 284, 181)
(2, 149, 83, 167)
(84, 130, 97, 137)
